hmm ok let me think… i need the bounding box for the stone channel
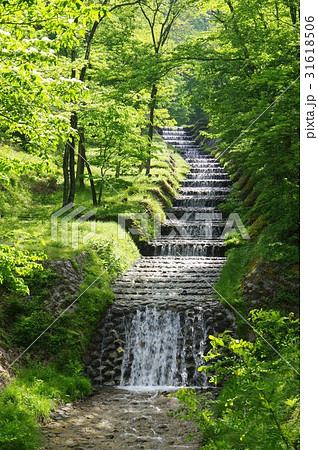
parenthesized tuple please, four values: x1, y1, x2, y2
(86, 127, 234, 388)
(44, 126, 234, 449)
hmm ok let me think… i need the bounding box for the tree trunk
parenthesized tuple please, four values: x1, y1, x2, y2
(67, 111, 77, 204)
(98, 181, 103, 205)
(62, 44, 77, 207)
(85, 160, 97, 206)
(63, 145, 70, 206)
(289, 5, 297, 24)
(76, 128, 85, 189)
(115, 163, 120, 178)
(145, 84, 157, 176)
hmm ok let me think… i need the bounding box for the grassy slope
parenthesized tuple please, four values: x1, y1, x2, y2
(0, 135, 188, 449)
(0, 137, 188, 259)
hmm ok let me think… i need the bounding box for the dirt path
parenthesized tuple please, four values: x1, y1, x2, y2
(44, 388, 200, 449)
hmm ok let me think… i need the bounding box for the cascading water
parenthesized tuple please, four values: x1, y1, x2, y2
(87, 126, 234, 390)
(119, 307, 214, 388)
(120, 309, 182, 387)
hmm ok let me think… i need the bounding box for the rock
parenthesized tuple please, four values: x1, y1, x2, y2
(110, 329, 119, 339)
(242, 260, 299, 311)
(109, 351, 117, 360)
(82, 355, 92, 365)
(103, 370, 115, 378)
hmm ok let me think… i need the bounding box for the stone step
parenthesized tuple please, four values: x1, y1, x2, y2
(136, 255, 226, 261)
(114, 279, 220, 289)
(121, 267, 223, 276)
(186, 174, 228, 179)
(182, 154, 209, 159)
(170, 206, 223, 213)
(121, 266, 223, 274)
(183, 155, 214, 159)
(123, 262, 223, 269)
(184, 161, 221, 165)
(144, 242, 225, 257)
(163, 219, 226, 226)
(189, 169, 225, 174)
(191, 160, 223, 168)
(159, 232, 224, 240)
(175, 145, 200, 149)
(165, 212, 224, 222)
(177, 148, 202, 151)
(122, 268, 223, 276)
(111, 298, 223, 309)
(182, 179, 230, 186)
(163, 135, 194, 139)
(164, 141, 196, 145)
(151, 237, 224, 244)
(113, 293, 216, 302)
(175, 149, 204, 154)
(187, 169, 224, 173)
(174, 196, 227, 208)
(168, 140, 197, 144)
(119, 277, 221, 285)
(121, 266, 224, 277)
(179, 187, 232, 195)
(112, 299, 222, 311)
(175, 194, 227, 201)
(122, 264, 225, 273)
(162, 135, 189, 138)
(180, 151, 204, 156)
(133, 256, 226, 263)
(112, 287, 215, 296)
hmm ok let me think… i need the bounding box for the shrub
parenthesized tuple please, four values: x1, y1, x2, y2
(0, 244, 46, 295)
(175, 310, 300, 449)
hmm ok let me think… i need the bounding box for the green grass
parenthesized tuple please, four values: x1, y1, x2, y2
(215, 234, 299, 336)
(0, 364, 91, 450)
(214, 242, 253, 335)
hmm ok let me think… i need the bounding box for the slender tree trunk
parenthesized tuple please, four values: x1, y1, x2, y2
(98, 181, 103, 205)
(145, 83, 157, 176)
(289, 6, 297, 25)
(62, 45, 77, 206)
(67, 111, 77, 204)
(76, 128, 85, 189)
(85, 161, 97, 205)
(63, 145, 70, 206)
(115, 163, 120, 178)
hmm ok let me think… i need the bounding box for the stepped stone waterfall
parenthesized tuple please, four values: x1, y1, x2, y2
(86, 127, 234, 389)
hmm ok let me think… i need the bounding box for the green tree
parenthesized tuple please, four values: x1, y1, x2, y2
(137, 0, 198, 174)
(83, 98, 148, 203)
(0, 0, 99, 154)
